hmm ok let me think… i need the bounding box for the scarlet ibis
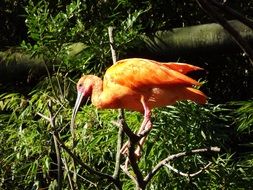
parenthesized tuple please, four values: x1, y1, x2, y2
(71, 58, 206, 157)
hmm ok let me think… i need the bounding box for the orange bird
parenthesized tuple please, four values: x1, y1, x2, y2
(71, 58, 206, 157)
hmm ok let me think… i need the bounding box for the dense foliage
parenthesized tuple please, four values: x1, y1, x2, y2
(1, 0, 253, 189)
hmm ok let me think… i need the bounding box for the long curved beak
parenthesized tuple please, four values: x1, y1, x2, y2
(70, 91, 84, 137)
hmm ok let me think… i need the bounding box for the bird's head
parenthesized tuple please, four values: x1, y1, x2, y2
(76, 75, 94, 97)
(71, 75, 94, 130)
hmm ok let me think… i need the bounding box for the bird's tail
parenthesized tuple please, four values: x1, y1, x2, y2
(184, 87, 207, 104)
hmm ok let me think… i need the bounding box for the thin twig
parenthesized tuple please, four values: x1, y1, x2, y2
(38, 101, 63, 190)
(113, 117, 124, 180)
(62, 157, 75, 190)
(108, 26, 117, 64)
(48, 101, 63, 190)
(37, 112, 50, 121)
(144, 147, 220, 184)
(38, 102, 122, 189)
(163, 162, 212, 177)
(53, 135, 63, 190)
(120, 165, 138, 185)
(54, 131, 120, 185)
(67, 169, 98, 187)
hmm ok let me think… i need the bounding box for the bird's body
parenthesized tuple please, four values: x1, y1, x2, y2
(76, 58, 206, 113)
(72, 58, 207, 158)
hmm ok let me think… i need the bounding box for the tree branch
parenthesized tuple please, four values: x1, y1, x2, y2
(38, 102, 121, 189)
(144, 147, 220, 184)
(113, 117, 124, 181)
(163, 162, 212, 177)
(53, 131, 117, 183)
(108, 26, 123, 190)
(112, 120, 140, 143)
(108, 26, 117, 64)
(128, 140, 145, 189)
(38, 101, 63, 190)
(108, 26, 122, 179)
(62, 157, 75, 190)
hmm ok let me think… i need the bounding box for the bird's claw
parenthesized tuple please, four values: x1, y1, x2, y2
(120, 140, 143, 159)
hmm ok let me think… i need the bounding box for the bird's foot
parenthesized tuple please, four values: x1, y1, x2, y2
(120, 121, 153, 159)
(121, 146, 142, 171)
(120, 140, 143, 160)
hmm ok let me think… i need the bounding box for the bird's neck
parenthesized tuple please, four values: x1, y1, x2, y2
(90, 76, 104, 108)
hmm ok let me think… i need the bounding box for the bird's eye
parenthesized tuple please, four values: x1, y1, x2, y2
(78, 84, 83, 87)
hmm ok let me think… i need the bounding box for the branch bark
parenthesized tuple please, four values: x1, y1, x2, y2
(163, 162, 212, 177)
(108, 26, 124, 189)
(38, 102, 122, 190)
(144, 147, 220, 184)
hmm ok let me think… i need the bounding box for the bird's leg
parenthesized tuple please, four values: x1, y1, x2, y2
(134, 97, 152, 158)
(134, 120, 152, 157)
(121, 96, 152, 158)
(120, 110, 150, 155)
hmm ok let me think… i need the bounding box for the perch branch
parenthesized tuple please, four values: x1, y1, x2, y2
(108, 27, 145, 187)
(127, 140, 145, 189)
(112, 120, 140, 143)
(144, 147, 220, 184)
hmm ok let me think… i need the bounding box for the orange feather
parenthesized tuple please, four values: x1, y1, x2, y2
(73, 58, 206, 113)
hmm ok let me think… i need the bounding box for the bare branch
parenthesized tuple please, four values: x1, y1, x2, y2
(37, 112, 50, 121)
(108, 26, 124, 190)
(113, 118, 124, 180)
(38, 101, 121, 189)
(38, 101, 63, 190)
(61, 158, 75, 190)
(108, 27, 147, 188)
(144, 147, 220, 183)
(127, 140, 146, 189)
(54, 131, 119, 184)
(108, 26, 117, 64)
(163, 162, 212, 177)
(120, 164, 138, 185)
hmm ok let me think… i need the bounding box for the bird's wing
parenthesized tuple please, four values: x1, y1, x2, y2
(104, 58, 202, 90)
(149, 60, 203, 74)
